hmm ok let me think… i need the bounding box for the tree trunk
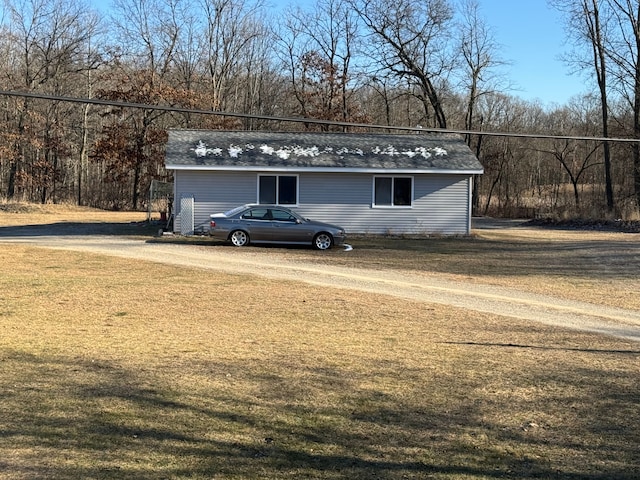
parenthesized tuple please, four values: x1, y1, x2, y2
(588, 0, 614, 211)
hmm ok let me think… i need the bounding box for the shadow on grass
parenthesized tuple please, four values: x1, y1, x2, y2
(0, 221, 159, 237)
(442, 341, 640, 355)
(1, 350, 639, 479)
(0, 222, 316, 249)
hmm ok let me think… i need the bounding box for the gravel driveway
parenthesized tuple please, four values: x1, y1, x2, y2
(2, 224, 640, 343)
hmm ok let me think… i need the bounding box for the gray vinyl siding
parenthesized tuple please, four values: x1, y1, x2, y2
(174, 170, 472, 235)
(296, 173, 470, 235)
(174, 171, 257, 232)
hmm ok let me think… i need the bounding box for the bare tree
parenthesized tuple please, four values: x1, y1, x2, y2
(76, 33, 108, 206)
(275, 0, 363, 130)
(456, 0, 508, 211)
(457, 0, 507, 140)
(605, 0, 640, 209)
(536, 139, 600, 208)
(170, 0, 203, 94)
(476, 93, 531, 215)
(200, 0, 266, 112)
(348, 0, 454, 128)
(551, 0, 615, 212)
(300, 0, 360, 127)
(98, 0, 189, 209)
(234, 22, 282, 129)
(1, 0, 101, 202)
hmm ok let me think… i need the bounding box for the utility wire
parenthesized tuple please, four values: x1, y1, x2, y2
(1, 89, 639, 144)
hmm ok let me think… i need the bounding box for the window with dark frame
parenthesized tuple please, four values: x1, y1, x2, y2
(258, 175, 298, 205)
(374, 176, 413, 207)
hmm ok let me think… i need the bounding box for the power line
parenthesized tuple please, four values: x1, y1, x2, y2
(1, 89, 639, 143)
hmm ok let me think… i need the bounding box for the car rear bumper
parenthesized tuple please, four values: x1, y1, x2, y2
(209, 228, 231, 241)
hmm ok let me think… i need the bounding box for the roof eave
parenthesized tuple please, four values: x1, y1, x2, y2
(166, 164, 484, 175)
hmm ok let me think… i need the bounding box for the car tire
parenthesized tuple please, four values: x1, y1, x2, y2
(229, 230, 250, 247)
(313, 232, 333, 250)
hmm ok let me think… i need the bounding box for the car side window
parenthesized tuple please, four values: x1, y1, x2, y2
(271, 209, 296, 222)
(242, 208, 270, 220)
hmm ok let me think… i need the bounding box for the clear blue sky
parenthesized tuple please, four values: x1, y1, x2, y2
(480, 0, 583, 106)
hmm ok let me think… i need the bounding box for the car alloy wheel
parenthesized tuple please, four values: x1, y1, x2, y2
(230, 230, 249, 247)
(314, 233, 333, 250)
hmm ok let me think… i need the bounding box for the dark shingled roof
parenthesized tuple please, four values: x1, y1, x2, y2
(165, 130, 484, 173)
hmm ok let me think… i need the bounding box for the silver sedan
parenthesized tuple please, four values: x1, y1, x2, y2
(209, 205, 346, 250)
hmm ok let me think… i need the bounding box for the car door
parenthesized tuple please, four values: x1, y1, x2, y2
(239, 207, 272, 242)
(270, 208, 311, 243)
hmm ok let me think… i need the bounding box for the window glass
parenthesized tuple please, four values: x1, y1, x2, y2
(258, 175, 298, 205)
(374, 176, 412, 207)
(394, 177, 412, 206)
(259, 176, 276, 204)
(278, 176, 297, 205)
(243, 208, 269, 220)
(224, 205, 248, 217)
(271, 209, 296, 222)
(374, 177, 392, 205)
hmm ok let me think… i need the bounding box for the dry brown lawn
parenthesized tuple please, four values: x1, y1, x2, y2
(0, 204, 639, 479)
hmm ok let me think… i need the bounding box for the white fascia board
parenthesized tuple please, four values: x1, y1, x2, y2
(166, 165, 484, 175)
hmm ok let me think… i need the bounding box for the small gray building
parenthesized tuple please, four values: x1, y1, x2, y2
(165, 130, 483, 235)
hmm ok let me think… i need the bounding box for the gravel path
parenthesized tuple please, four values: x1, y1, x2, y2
(2, 228, 640, 342)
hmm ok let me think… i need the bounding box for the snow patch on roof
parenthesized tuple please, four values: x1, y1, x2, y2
(192, 141, 223, 157)
(228, 145, 244, 158)
(193, 141, 447, 159)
